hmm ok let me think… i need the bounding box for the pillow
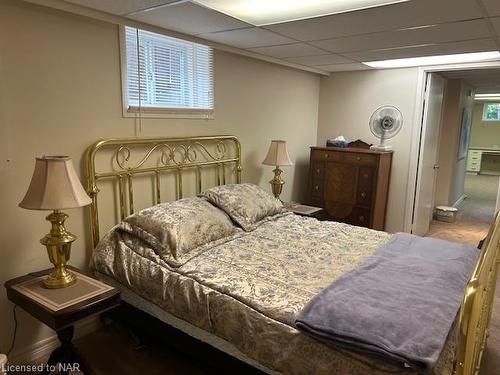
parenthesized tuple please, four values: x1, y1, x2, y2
(119, 197, 238, 266)
(199, 183, 286, 231)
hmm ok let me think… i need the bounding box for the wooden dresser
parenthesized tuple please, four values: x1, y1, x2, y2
(307, 147, 392, 230)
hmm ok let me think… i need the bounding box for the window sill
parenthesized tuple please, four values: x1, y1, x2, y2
(123, 106, 215, 120)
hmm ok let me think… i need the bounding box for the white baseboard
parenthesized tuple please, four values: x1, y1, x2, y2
(452, 194, 467, 208)
(8, 317, 99, 365)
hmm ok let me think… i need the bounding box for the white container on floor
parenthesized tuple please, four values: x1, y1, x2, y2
(435, 206, 458, 223)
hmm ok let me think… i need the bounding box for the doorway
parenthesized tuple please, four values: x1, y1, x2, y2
(411, 67, 500, 245)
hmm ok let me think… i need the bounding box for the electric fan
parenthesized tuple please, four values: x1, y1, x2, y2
(369, 105, 403, 151)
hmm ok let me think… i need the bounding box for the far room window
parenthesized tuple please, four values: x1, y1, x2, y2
(482, 103, 500, 121)
(121, 26, 214, 118)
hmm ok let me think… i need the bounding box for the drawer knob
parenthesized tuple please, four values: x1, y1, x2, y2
(325, 153, 329, 158)
(357, 157, 361, 161)
(315, 185, 319, 190)
(361, 192, 366, 198)
(359, 216, 365, 222)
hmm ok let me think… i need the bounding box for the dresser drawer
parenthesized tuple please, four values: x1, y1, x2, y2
(356, 187, 373, 205)
(310, 162, 325, 180)
(358, 167, 375, 187)
(344, 153, 377, 165)
(311, 180, 324, 198)
(351, 206, 371, 227)
(323, 202, 371, 227)
(311, 149, 343, 162)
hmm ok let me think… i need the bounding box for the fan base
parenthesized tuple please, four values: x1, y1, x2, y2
(370, 144, 393, 151)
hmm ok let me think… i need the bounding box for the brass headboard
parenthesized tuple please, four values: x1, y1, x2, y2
(85, 135, 242, 248)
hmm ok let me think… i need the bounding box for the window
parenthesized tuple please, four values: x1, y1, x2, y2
(482, 103, 500, 121)
(121, 26, 214, 118)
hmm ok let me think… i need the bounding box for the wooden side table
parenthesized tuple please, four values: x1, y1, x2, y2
(4, 266, 120, 375)
(285, 203, 326, 219)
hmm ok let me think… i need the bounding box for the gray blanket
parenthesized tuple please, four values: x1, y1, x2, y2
(295, 233, 479, 370)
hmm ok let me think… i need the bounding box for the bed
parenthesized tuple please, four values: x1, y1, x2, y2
(85, 136, 500, 375)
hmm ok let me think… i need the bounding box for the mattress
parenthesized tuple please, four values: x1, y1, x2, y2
(92, 213, 456, 375)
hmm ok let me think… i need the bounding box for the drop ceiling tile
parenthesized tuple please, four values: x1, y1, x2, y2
(491, 17, 500, 35)
(198, 28, 296, 48)
(311, 19, 491, 54)
(247, 43, 328, 58)
(62, 0, 177, 16)
(265, 0, 482, 41)
(482, 0, 500, 17)
(319, 63, 374, 72)
(285, 54, 356, 66)
(344, 39, 498, 62)
(129, 2, 250, 35)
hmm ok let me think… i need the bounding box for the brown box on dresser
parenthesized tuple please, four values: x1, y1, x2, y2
(307, 146, 393, 230)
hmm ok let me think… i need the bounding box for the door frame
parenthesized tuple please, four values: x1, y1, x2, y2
(404, 61, 500, 233)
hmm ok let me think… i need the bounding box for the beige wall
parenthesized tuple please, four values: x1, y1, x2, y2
(435, 80, 474, 206)
(0, 0, 320, 356)
(317, 68, 419, 233)
(470, 102, 500, 148)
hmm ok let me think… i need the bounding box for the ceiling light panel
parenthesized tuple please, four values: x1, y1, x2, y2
(265, 0, 482, 41)
(193, 0, 409, 26)
(345, 39, 498, 62)
(319, 63, 374, 72)
(130, 2, 250, 35)
(475, 93, 500, 98)
(363, 51, 500, 68)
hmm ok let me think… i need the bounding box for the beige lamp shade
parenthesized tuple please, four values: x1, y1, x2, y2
(262, 140, 293, 167)
(19, 156, 92, 210)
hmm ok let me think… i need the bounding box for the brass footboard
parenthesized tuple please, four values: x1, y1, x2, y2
(454, 212, 500, 375)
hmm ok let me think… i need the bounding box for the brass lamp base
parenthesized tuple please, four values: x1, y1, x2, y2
(269, 166, 285, 201)
(41, 210, 77, 289)
(44, 267, 77, 289)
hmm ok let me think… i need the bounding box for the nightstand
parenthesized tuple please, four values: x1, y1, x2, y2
(285, 203, 326, 219)
(4, 266, 120, 375)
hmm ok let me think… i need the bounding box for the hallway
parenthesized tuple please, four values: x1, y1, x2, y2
(427, 174, 498, 246)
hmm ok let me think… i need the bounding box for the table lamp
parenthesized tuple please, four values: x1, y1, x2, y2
(262, 140, 293, 201)
(19, 156, 92, 289)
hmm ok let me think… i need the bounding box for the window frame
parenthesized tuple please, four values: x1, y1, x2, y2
(119, 26, 215, 120)
(481, 102, 500, 122)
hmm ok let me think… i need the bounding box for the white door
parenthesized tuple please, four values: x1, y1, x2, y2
(412, 73, 446, 235)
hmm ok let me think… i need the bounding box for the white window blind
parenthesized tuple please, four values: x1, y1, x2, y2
(123, 26, 214, 114)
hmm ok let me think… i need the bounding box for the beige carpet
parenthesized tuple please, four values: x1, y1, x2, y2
(428, 174, 499, 375)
